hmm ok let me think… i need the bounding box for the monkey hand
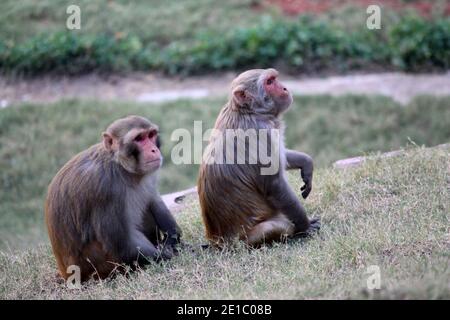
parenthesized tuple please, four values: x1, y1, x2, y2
(159, 233, 181, 260)
(159, 245, 176, 261)
(166, 233, 181, 246)
(300, 169, 313, 199)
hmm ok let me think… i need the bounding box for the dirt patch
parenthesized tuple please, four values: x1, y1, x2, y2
(0, 72, 236, 107)
(1, 71, 449, 107)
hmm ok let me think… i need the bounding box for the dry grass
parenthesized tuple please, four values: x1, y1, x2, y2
(1, 146, 448, 299)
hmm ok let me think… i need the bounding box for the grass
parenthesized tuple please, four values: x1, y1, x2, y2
(1, 95, 450, 251)
(0, 145, 448, 299)
(2, 0, 445, 45)
(0, 0, 276, 45)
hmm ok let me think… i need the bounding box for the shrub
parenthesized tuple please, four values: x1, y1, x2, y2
(389, 16, 450, 71)
(0, 32, 146, 74)
(0, 15, 448, 75)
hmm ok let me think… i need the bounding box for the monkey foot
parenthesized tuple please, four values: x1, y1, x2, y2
(292, 217, 321, 239)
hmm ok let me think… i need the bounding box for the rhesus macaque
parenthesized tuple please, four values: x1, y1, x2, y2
(198, 68, 320, 247)
(45, 116, 181, 282)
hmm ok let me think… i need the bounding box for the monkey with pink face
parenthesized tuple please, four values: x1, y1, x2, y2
(45, 116, 181, 282)
(198, 68, 320, 247)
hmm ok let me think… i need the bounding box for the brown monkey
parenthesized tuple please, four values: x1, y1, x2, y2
(198, 68, 320, 247)
(45, 115, 181, 282)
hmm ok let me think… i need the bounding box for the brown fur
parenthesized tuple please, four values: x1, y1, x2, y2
(198, 69, 297, 246)
(45, 116, 180, 282)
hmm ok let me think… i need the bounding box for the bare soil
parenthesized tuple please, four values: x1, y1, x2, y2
(1, 71, 449, 107)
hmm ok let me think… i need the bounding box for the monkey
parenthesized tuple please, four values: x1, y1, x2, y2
(45, 115, 181, 282)
(198, 68, 320, 247)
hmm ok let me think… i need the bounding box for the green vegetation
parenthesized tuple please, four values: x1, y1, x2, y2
(1, 0, 449, 300)
(0, 0, 267, 44)
(390, 16, 450, 70)
(163, 15, 450, 74)
(1, 95, 449, 251)
(1, 0, 449, 75)
(1, 146, 448, 299)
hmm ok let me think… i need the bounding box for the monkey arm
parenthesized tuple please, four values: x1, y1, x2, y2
(148, 197, 181, 246)
(285, 150, 313, 199)
(285, 150, 313, 170)
(94, 202, 159, 263)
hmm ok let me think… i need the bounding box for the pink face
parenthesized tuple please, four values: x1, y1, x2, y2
(133, 129, 161, 171)
(263, 73, 293, 108)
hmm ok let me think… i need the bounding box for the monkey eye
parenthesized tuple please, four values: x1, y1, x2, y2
(148, 130, 157, 139)
(134, 134, 145, 142)
(266, 77, 275, 85)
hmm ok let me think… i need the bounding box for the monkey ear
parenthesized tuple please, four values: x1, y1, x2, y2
(232, 86, 253, 107)
(102, 132, 114, 151)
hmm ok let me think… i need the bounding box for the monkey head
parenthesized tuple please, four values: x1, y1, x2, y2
(230, 68, 293, 116)
(102, 115, 162, 175)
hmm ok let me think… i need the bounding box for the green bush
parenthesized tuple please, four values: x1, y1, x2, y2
(154, 15, 445, 74)
(0, 15, 449, 75)
(0, 32, 148, 74)
(389, 16, 450, 70)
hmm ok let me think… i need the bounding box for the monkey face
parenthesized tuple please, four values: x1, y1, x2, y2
(117, 128, 162, 176)
(103, 116, 162, 176)
(231, 68, 293, 116)
(261, 69, 293, 114)
(132, 129, 162, 174)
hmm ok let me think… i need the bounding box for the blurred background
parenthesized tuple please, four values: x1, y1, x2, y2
(0, 0, 449, 251)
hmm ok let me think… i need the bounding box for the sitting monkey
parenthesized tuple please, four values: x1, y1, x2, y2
(198, 69, 320, 247)
(45, 115, 181, 281)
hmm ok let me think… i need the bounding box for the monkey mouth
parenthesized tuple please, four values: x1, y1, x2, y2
(145, 159, 161, 165)
(281, 92, 292, 100)
(142, 159, 161, 173)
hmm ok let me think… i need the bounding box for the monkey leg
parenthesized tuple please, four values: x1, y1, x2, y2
(266, 176, 320, 236)
(51, 242, 113, 281)
(142, 205, 180, 259)
(291, 217, 321, 239)
(129, 229, 160, 262)
(78, 241, 121, 281)
(141, 211, 162, 245)
(245, 214, 294, 247)
(146, 198, 181, 251)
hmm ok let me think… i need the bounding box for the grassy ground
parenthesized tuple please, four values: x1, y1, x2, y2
(0, 95, 449, 251)
(2, 0, 441, 44)
(0, 0, 276, 44)
(0, 146, 448, 299)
